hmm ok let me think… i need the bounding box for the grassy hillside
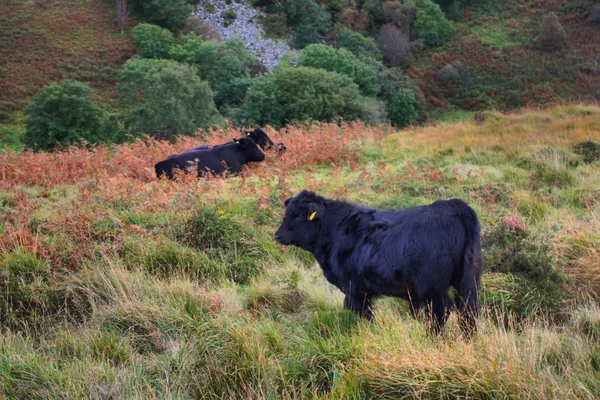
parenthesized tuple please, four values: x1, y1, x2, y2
(0, 0, 136, 150)
(400, 0, 600, 115)
(1, 105, 600, 398)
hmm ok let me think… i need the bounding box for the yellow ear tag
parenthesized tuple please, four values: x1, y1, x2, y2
(309, 211, 317, 221)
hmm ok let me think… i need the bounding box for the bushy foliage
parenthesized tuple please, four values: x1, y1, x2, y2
(297, 44, 380, 96)
(22, 80, 107, 151)
(286, 0, 332, 48)
(170, 35, 256, 108)
(387, 88, 419, 127)
(127, 0, 192, 29)
(339, 29, 382, 61)
(117, 58, 222, 138)
(572, 140, 600, 164)
(536, 12, 567, 52)
(413, 0, 456, 47)
(378, 24, 411, 67)
(239, 66, 365, 127)
(132, 23, 175, 59)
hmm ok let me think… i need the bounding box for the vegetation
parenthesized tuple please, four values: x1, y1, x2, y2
(1, 106, 599, 397)
(132, 23, 175, 59)
(127, 0, 192, 30)
(21, 80, 107, 151)
(117, 58, 222, 139)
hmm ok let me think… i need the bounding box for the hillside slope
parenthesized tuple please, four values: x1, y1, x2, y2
(0, 0, 136, 149)
(1, 106, 599, 398)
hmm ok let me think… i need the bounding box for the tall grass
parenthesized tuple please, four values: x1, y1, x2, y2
(1, 106, 600, 398)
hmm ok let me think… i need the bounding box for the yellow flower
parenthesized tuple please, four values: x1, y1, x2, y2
(217, 209, 225, 215)
(220, 216, 227, 220)
(491, 221, 496, 226)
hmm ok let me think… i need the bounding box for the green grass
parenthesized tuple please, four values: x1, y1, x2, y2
(1, 108, 600, 397)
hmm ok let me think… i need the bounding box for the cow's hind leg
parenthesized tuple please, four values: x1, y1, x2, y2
(344, 293, 374, 321)
(426, 293, 453, 336)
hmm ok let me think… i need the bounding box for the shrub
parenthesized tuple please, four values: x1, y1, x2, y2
(0, 250, 84, 330)
(378, 24, 410, 67)
(132, 23, 175, 59)
(177, 206, 264, 284)
(536, 12, 567, 51)
(222, 8, 237, 24)
(413, 0, 455, 47)
(339, 29, 381, 61)
(297, 44, 381, 96)
(287, 0, 332, 48)
(379, 67, 426, 115)
(239, 66, 366, 127)
(117, 58, 222, 138)
(127, 0, 193, 29)
(572, 141, 600, 164)
(437, 63, 460, 83)
(481, 220, 569, 321)
(170, 36, 256, 108)
(22, 80, 106, 151)
(387, 88, 419, 127)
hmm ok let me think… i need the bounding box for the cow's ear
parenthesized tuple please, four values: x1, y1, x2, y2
(284, 197, 292, 207)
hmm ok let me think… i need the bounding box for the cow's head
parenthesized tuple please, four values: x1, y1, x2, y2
(234, 136, 265, 162)
(274, 142, 287, 153)
(246, 128, 275, 150)
(275, 190, 323, 250)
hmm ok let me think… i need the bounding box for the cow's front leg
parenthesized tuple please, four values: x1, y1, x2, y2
(344, 292, 374, 321)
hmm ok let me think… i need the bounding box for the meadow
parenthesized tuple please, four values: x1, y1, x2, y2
(1, 105, 600, 398)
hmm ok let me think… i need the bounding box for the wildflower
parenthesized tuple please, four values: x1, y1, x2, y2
(220, 216, 227, 220)
(187, 231, 193, 235)
(217, 209, 224, 215)
(490, 221, 496, 226)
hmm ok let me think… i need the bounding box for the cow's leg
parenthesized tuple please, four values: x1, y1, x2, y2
(344, 292, 374, 321)
(426, 293, 453, 336)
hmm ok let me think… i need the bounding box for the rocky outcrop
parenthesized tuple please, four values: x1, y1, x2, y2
(196, 0, 291, 69)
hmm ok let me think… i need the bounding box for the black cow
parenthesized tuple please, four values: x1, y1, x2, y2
(275, 190, 483, 338)
(155, 136, 265, 180)
(169, 128, 279, 159)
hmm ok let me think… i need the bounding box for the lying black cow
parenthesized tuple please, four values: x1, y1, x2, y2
(169, 128, 284, 158)
(155, 136, 265, 180)
(275, 190, 483, 338)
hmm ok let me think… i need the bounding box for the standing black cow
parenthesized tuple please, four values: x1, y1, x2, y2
(169, 128, 278, 159)
(155, 136, 265, 179)
(275, 190, 483, 338)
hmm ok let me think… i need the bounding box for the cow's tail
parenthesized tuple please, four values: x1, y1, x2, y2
(457, 203, 483, 339)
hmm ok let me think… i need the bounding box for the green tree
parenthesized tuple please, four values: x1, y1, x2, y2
(118, 58, 222, 139)
(127, 0, 192, 30)
(536, 12, 567, 51)
(170, 35, 256, 107)
(132, 23, 175, 59)
(297, 44, 380, 96)
(387, 89, 419, 127)
(339, 29, 382, 61)
(286, 0, 332, 48)
(22, 80, 106, 151)
(414, 0, 455, 47)
(239, 66, 365, 127)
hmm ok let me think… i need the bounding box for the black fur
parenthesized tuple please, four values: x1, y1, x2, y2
(168, 128, 281, 158)
(275, 190, 483, 337)
(155, 136, 265, 180)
